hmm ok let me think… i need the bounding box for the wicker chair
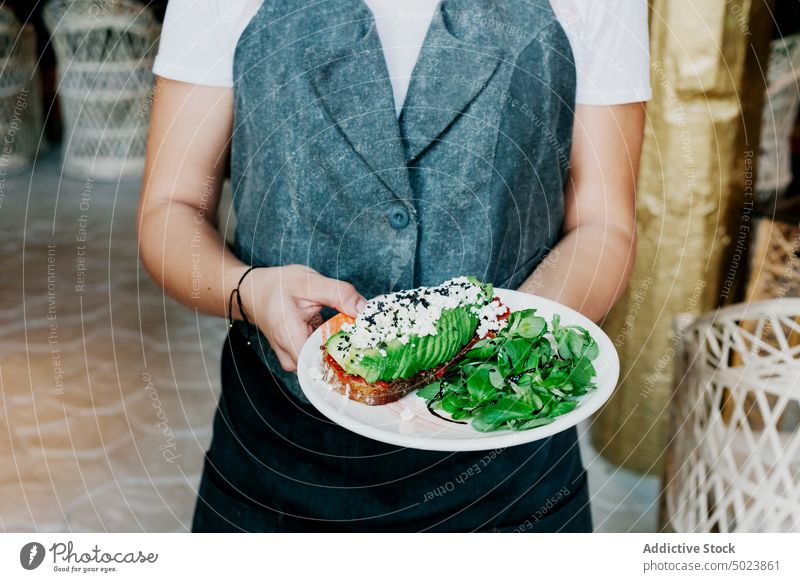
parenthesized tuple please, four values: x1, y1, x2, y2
(0, 7, 42, 171)
(661, 299, 800, 532)
(43, 0, 159, 180)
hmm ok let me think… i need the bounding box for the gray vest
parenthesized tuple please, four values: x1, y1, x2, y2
(231, 0, 576, 401)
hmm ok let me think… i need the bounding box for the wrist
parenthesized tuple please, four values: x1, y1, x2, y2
(225, 263, 264, 323)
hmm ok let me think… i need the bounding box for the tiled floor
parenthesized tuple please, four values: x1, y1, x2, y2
(0, 150, 660, 532)
(579, 424, 660, 532)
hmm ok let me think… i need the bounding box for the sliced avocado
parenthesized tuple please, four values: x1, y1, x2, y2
(434, 310, 456, 364)
(325, 332, 383, 382)
(427, 308, 470, 371)
(429, 331, 444, 372)
(444, 311, 464, 362)
(457, 310, 478, 353)
(378, 341, 392, 381)
(326, 332, 352, 370)
(415, 334, 431, 372)
(381, 339, 403, 380)
(390, 338, 412, 381)
(398, 337, 423, 379)
(350, 348, 385, 383)
(425, 332, 443, 372)
(425, 330, 441, 371)
(462, 308, 477, 340)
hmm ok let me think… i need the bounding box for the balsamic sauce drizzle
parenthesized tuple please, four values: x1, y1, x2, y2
(426, 382, 468, 425)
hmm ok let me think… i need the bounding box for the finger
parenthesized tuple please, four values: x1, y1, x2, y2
(269, 325, 301, 372)
(267, 313, 304, 373)
(308, 276, 366, 317)
(278, 314, 313, 369)
(272, 345, 297, 373)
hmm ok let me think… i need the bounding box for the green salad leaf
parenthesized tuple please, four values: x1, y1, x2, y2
(416, 309, 600, 432)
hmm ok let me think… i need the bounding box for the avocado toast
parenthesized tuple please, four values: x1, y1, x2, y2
(322, 277, 510, 405)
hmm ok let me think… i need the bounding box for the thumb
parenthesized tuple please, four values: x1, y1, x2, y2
(309, 275, 366, 317)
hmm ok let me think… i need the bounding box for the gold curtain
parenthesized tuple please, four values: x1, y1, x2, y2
(590, 0, 774, 475)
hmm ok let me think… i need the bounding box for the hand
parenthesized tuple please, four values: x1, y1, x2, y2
(238, 265, 366, 372)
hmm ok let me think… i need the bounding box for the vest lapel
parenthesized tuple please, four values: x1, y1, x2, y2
(309, 13, 414, 201)
(398, 2, 506, 163)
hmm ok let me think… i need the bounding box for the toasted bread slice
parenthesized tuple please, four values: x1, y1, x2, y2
(320, 323, 482, 405)
(318, 299, 508, 406)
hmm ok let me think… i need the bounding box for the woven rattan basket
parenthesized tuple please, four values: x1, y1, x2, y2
(43, 0, 159, 180)
(0, 8, 43, 172)
(661, 299, 800, 532)
(721, 211, 800, 432)
(745, 214, 800, 304)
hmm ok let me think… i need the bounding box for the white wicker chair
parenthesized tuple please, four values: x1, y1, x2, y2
(0, 7, 43, 171)
(43, 0, 159, 180)
(662, 299, 800, 532)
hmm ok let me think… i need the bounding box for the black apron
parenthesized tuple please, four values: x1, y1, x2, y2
(192, 327, 592, 532)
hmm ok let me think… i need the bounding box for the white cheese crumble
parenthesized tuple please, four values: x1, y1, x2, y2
(340, 277, 503, 349)
(476, 299, 510, 338)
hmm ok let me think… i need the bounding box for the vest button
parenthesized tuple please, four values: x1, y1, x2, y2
(387, 205, 410, 229)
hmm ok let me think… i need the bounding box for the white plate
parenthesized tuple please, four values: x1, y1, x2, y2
(297, 288, 620, 452)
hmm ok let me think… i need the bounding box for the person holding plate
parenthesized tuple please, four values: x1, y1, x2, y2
(138, 0, 650, 532)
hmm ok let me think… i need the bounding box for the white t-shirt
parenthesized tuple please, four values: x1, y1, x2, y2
(153, 0, 652, 115)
